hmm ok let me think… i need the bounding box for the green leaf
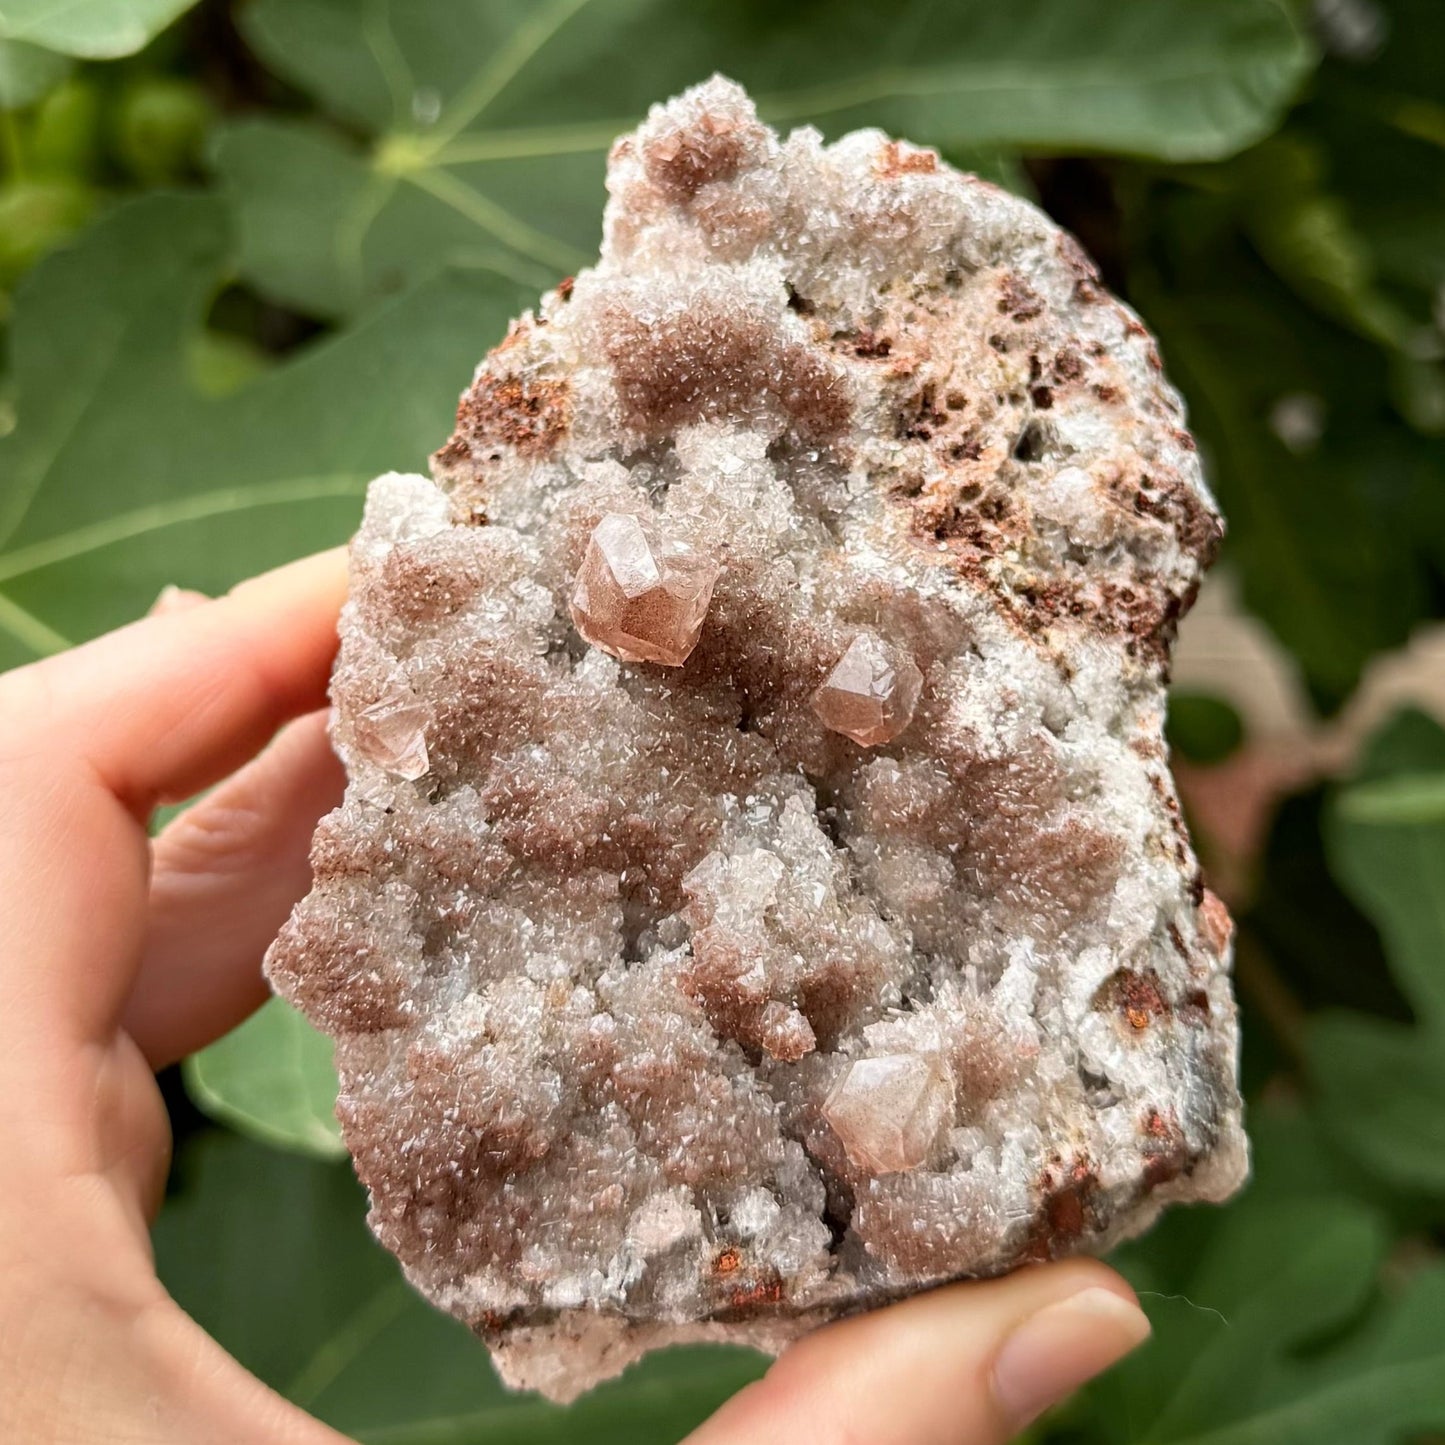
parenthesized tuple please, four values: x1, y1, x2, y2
(0, 191, 534, 670)
(1338, 770, 1445, 827)
(1308, 0, 1445, 303)
(217, 0, 1313, 318)
(1201, 134, 1415, 350)
(1159, 1264, 1445, 1445)
(29, 74, 102, 175)
(0, 36, 68, 108)
(154, 1130, 767, 1443)
(0, 0, 197, 58)
(1305, 711, 1445, 1192)
(1327, 712, 1445, 1025)
(1236, 788, 1408, 1097)
(185, 998, 345, 1160)
(1292, 0, 1445, 436)
(0, 176, 96, 288)
(1307, 1012, 1445, 1193)
(114, 75, 213, 185)
(1120, 1, 1445, 708)
(1073, 1184, 1445, 1445)
(1137, 1198, 1384, 1442)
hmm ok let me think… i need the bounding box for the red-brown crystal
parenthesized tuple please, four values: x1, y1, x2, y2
(811, 632, 923, 746)
(570, 513, 720, 667)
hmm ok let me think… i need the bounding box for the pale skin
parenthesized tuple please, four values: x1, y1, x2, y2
(0, 550, 1151, 1443)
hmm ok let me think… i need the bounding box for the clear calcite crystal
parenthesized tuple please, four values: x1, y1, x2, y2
(570, 512, 720, 666)
(824, 1054, 954, 1174)
(268, 76, 1248, 1404)
(812, 632, 924, 746)
(352, 686, 431, 781)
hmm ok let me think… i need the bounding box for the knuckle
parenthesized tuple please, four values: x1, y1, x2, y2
(155, 789, 272, 876)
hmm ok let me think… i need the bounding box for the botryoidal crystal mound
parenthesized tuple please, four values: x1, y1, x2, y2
(267, 77, 1248, 1401)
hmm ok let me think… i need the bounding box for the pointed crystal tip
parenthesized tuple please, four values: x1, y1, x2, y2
(823, 1053, 953, 1175)
(811, 632, 923, 746)
(353, 686, 432, 781)
(570, 512, 720, 667)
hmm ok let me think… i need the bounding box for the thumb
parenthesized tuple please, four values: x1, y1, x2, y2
(686, 1258, 1149, 1445)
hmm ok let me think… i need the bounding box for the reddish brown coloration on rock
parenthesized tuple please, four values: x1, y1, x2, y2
(1124, 467, 1226, 570)
(643, 105, 766, 199)
(725, 1279, 785, 1313)
(375, 536, 487, 626)
(1094, 968, 1172, 1031)
(601, 296, 852, 444)
(851, 329, 894, 359)
(267, 889, 412, 1034)
(1056, 232, 1103, 291)
(1179, 988, 1213, 1026)
(1026, 1157, 1102, 1261)
(433, 370, 571, 479)
(875, 140, 941, 177)
(1053, 349, 1085, 383)
(998, 273, 1045, 321)
(1140, 1108, 1192, 1187)
(1199, 888, 1235, 954)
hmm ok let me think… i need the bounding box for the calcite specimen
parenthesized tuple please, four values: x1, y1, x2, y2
(267, 77, 1248, 1401)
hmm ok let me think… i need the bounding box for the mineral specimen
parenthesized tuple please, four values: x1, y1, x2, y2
(267, 76, 1248, 1402)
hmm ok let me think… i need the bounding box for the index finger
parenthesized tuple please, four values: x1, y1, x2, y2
(0, 549, 348, 1049)
(0, 549, 348, 815)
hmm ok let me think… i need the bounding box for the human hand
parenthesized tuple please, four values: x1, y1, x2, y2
(0, 551, 1151, 1443)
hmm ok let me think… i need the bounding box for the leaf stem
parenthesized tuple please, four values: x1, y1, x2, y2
(0, 476, 365, 584)
(415, 0, 598, 159)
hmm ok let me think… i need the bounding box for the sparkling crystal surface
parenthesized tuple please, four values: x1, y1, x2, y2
(268, 77, 1247, 1404)
(570, 512, 720, 666)
(812, 633, 924, 746)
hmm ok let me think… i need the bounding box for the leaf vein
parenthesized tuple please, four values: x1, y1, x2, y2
(402, 166, 587, 274)
(0, 586, 71, 656)
(419, 0, 598, 157)
(0, 476, 366, 584)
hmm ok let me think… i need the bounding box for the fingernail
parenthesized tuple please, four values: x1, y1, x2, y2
(149, 585, 209, 617)
(992, 1287, 1151, 1431)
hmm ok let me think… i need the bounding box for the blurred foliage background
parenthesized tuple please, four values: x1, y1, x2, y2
(3, 0, 1445, 1440)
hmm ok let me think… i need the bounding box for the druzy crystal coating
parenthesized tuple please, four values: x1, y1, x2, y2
(268, 76, 1247, 1403)
(570, 512, 720, 666)
(812, 632, 924, 746)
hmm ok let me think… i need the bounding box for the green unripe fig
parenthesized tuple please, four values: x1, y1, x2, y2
(114, 76, 212, 184)
(31, 77, 101, 177)
(0, 177, 96, 284)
